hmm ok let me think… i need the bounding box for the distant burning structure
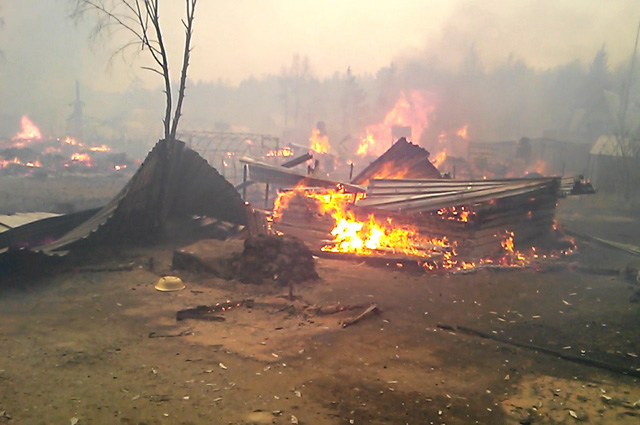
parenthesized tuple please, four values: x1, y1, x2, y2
(0, 115, 134, 176)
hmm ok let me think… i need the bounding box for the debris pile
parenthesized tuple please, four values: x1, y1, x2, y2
(227, 234, 318, 285)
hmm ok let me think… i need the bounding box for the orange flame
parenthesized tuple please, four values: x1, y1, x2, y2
(436, 206, 470, 222)
(267, 147, 294, 157)
(12, 115, 42, 141)
(456, 124, 469, 139)
(431, 151, 447, 168)
(357, 130, 377, 157)
(369, 161, 413, 181)
(310, 128, 330, 154)
(89, 144, 111, 152)
(70, 152, 93, 166)
(274, 187, 448, 257)
(358, 90, 436, 157)
(0, 157, 42, 169)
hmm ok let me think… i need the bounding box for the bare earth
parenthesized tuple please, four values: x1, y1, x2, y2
(1, 197, 640, 425)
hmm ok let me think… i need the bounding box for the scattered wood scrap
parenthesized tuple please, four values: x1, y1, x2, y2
(342, 304, 380, 328)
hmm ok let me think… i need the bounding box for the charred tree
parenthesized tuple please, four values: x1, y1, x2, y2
(70, 0, 197, 140)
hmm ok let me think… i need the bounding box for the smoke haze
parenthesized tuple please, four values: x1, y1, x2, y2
(1, 0, 639, 156)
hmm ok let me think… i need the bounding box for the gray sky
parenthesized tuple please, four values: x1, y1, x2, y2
(2, 0, 639, 92)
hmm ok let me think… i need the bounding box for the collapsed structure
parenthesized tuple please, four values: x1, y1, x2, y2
(1, 136, 593, 277)
(0, 139, 246, 272)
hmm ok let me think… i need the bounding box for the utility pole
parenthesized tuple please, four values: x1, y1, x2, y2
(68, 80, 84, 140)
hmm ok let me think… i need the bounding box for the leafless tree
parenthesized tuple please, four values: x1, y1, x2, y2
(70, 0, 197, 140)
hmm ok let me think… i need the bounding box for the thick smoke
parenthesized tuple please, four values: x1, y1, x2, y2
(0, 1, 639, 161)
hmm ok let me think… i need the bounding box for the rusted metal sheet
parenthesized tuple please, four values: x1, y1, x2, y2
(359, 177, 560, 213)
(239, 156, 365, 193)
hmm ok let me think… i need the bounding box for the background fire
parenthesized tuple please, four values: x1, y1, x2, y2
(0, 115, 135, 176)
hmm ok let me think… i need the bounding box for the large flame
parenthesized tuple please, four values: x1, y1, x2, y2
(90, 144, 111, 152)
(431, 150, 447, 168)
(70, 152, 94, 167)
(273, 188, 573, 273)
(357, 90, 436, 157)
(12, 115, 42, 141)
(310, 128, 330, 154)
(274, 187, 448, 257)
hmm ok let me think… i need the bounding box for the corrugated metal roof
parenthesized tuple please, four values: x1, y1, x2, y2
(239, 156, 365, 193)
(35, 139, 246, 255)
(358, 177, 560, 213)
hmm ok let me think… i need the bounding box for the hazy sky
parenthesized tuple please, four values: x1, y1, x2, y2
(1, 0, 639, 95)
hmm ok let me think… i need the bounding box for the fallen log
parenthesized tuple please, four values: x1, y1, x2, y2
(342, 304, 380, 328)
(437, 324, 640, 378)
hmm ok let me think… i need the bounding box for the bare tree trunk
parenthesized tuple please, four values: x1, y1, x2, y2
(170, 0, 197, 140)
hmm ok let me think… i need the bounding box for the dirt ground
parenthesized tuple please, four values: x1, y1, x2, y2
(1, 196, 640, 425)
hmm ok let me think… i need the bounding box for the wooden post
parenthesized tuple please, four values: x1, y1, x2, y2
(264, 182, 270, 209)
(242, 164, 249, 201)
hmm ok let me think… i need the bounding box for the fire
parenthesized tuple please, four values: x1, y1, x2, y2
(436, 206, 470, 222)
(114, 164, 127, 171)
(267, 147, 294, 157)
(358, 90, 436, 157)
(431, 151, 447, 168)
(90, 144, 111, 152)
(456, 124, 469, 139)
(357, 130, 377, 156)
(273, 189, 572, 274)
(499, 231, 527, 265)
(369, 161, 412, 181)
(327, 213, 445, 257)
(274, 186, 448, 257)
(0, 157, 42, 169)
(63, 137, 80, 146)
(70, 152, 93, 166)
(310, 128, 330, 154)
(12, 115, 42, 141)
